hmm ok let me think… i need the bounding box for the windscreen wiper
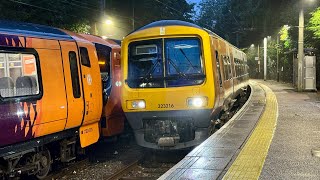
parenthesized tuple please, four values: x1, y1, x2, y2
(167, 58, 187, 78)
(179, 48, 201, 73)
(126, 58, 162, 83)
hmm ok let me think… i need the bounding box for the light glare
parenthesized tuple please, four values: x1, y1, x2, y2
(192, 98, 204, 107)
(105, 19, 113, 25)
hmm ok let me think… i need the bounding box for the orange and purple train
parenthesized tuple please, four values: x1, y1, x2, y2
(0, 21, 125, 178)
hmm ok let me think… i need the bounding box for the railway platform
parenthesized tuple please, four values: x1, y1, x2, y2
(160, 80, 320, 180)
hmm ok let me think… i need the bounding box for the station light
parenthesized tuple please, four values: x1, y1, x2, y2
(187, 97, 208, 108)
(105, 19, 113, 25)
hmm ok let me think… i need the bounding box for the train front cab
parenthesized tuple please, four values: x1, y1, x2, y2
(121, 22, 218, 150)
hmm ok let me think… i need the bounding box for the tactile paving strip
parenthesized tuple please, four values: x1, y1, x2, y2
(223, 84, 278, 180)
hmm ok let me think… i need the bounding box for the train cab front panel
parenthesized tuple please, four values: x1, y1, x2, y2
(121, 21, 218, 149)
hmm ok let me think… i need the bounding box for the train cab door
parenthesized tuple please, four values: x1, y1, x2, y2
(215, 50, 224, 107)
(77, 42, 102, 125)
(226, 46, 234, 96)
(60, 41, 84, 129)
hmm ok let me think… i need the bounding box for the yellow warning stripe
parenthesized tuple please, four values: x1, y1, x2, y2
(223, 83, 278, 180)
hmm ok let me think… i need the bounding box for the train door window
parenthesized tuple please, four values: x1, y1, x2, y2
(215, 51, 222, 86)
(222, 55, 228, 81)
(80, 47, 91, 67)
(236, 59, 240, 77)
(0, 52, 40, 98)
(69, 51, 81, 98)
(235, 59, 240, 77)
(0, 54, 5, 78)
(95, 44, 112, 98)
(234, 59, 238, 77)
(227, 57, 232, 80)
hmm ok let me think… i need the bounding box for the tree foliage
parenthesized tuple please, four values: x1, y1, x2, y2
(0, 0, 194, 35)
(308, 7, 320, 39)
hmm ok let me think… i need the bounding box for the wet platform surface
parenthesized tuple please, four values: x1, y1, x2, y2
(258, 80, 320, 180)
(160, 81, 268, 180)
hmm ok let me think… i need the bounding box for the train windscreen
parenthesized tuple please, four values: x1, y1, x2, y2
(127, 37, 205, 88)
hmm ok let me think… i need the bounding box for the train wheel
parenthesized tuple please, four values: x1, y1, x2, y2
(36, 148, 51, 179)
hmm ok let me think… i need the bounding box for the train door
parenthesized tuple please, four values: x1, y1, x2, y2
(226, 45, 234, 96)
(229, 47, 235, 95)
(215, 50, 224, 107)
(60, 41, 84, 129)
(77, 42, 102, 125)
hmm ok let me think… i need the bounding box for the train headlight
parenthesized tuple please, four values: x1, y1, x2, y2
(127, 100, 146, 109)
(187, 97, 208, 108)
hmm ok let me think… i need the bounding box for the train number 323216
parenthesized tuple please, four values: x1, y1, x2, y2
(158, 104, 174, 108)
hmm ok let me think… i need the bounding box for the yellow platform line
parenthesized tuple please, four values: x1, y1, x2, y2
(223, 83, 278, 180)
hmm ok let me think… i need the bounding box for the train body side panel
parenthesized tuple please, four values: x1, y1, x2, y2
(0, 36, 68, 146)
(60, 41, 85, 129)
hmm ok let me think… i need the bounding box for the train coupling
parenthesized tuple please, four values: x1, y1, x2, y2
(158, 136, 180, 147)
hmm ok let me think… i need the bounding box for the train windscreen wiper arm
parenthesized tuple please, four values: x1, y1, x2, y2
(179, 48, 200, 73)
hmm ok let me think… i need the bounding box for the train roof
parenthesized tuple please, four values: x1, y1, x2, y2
(204, 28, 244, 53)
(130, 20, 203, 34)
(0, 20, 73, 41)
(80, 34, 120, 48)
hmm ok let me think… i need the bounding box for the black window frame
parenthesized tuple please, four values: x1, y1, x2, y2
(0, 47, 43, 103)
(69, 51, 81, 98)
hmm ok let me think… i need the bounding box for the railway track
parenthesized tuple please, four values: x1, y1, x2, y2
(104, 150, 188, 180)
(105, 158, 142, 180)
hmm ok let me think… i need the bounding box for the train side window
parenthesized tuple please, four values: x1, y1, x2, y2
(0, 52, 40, 98)
(80, 47, 91, 67)
(215, 51, 222, 86)
(69, 51, 81, 98)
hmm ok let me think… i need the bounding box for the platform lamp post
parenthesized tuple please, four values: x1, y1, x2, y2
(264, 37, 267, 81)
(297, 0, 315, 91)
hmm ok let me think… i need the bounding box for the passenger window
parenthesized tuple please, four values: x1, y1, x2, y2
(80, 47, 91, 67)
(69, 51, 81, 98)
(0, 52, 40, 98)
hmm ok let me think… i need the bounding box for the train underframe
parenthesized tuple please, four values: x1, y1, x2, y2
(0, 128, 82, 179)
(125, 109, 213, 150)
